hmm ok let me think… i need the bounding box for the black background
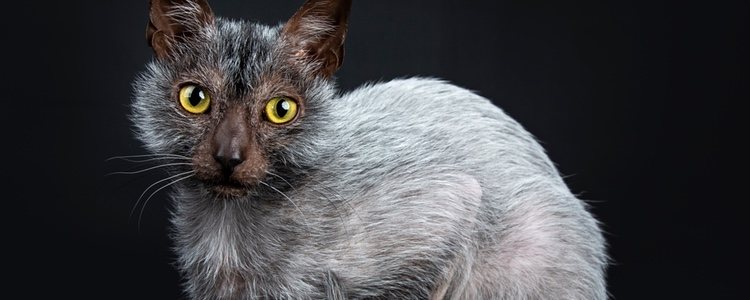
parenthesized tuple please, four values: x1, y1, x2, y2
(4, 0, 746, 298)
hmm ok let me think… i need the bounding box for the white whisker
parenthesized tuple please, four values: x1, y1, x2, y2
(112, 156, 192, 164)
(258, 181, 309, 229)
(138, 172, 195, 230)
(265, 171, 297, 192)
(130, 170, 196, 220)
(107, 162, 193, 176)
(107, 153, 190, 162)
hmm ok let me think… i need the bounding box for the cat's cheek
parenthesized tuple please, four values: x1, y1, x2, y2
(192, 158, 221, 183)
(191, 138, 221, 181)
(231, 149, 269, 183)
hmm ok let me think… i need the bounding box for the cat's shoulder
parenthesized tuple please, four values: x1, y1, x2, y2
(337, 77, 495, 113)
(342, 77, 478, 100)
(336, 77, 502, 120)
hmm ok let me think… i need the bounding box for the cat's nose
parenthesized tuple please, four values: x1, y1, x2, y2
(213, 150, 244, 176)
(212, 107, 250, 177)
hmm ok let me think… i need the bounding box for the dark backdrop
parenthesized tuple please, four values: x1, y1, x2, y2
(4, 0, 746, 299)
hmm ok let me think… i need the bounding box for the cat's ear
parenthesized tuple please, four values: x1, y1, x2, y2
(146, 0, 215, 58)
(281, 0, 352, 78)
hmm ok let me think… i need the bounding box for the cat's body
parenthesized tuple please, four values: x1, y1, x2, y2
(132, 0, 607, 299)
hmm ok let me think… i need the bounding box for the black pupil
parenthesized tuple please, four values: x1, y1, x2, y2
(276, 99, 289, 117)
(189, 87, 204, 106)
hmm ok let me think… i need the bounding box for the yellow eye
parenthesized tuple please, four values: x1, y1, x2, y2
(265, 97, 299, 124)
(179, 84, 211, 114)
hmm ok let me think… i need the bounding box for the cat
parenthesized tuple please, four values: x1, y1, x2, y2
(130, 0, 608, 299)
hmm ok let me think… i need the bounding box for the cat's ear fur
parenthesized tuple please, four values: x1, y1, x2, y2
(146, 0, 215, 58)
(282, 0, 352, 78)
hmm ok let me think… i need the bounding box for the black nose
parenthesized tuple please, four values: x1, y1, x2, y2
(214, 152, 243, 176)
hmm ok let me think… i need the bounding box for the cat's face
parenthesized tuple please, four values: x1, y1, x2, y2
(131, 0, 351, 197)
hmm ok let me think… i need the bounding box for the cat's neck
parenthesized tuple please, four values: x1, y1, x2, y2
(170, 185, 320, 297)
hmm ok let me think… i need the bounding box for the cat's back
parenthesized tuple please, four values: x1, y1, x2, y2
(335, 77, 509, 133)
(328, 77, 556, 185)
(317, 78, 607, 299)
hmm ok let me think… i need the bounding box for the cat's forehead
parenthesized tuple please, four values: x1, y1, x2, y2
(216, 19, 279, 50)
(213, 19, 279, 67)
(170, 18, 281, 97)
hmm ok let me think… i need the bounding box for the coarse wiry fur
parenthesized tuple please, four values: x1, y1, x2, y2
(131, 0, 608, 299)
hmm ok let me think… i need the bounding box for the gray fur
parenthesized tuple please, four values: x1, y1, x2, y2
(131, 4, 607, 299)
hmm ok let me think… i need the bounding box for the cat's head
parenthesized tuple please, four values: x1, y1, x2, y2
(131, 0, 351, 197)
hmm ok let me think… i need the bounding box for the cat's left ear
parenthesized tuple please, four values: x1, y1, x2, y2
(281, 0, 352, 78)
(146, 0, 215, 59)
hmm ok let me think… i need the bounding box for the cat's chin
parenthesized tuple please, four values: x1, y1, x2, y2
(211, 183, 250, 198)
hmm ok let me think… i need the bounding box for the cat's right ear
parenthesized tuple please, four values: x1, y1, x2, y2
(146, 0, 215, 59)
(281, 0, 352, 78)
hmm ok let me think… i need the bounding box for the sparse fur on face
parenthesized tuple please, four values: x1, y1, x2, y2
(131, 0, 608, 299)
